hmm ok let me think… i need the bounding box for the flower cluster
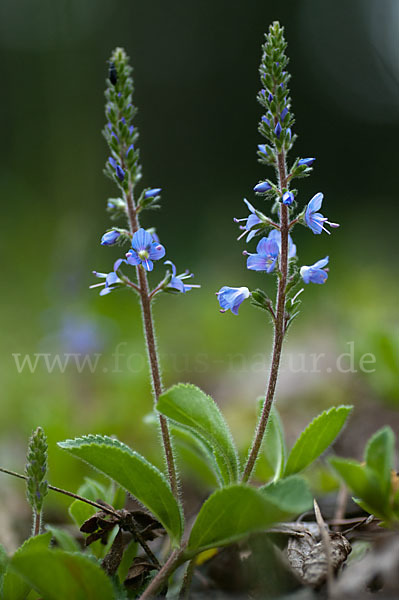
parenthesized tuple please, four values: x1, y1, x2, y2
(217, 22, 338, 317)
(91, 49, 199, 300)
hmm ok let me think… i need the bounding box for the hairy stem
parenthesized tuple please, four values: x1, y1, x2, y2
(242, 150, 289, 483)
(125, 183, 179, 499)
(139, 546, 187, 600)
(179, 558, 196, 599)
(32, 511, 42, 536)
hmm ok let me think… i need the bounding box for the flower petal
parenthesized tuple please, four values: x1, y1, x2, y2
(148, 242, 166, 261)
(307, 192, 323, 213)
(132, 228, 152, 252)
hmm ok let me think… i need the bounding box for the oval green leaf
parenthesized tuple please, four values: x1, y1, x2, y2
(10, 548, 115, 600)
(3, 533, 51, 600)
(284, 405, 352, 477)
(157, 384, 239, 485)
(187, 484, 290, 555)
(260, 475, 313, 518)
(58, 435, 183, 546)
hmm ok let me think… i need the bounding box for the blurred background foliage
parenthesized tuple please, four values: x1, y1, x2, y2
(0, 0, 398, 535)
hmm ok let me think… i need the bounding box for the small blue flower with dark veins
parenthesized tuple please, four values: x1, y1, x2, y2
(282, 191, 294, 206)
(216, 286, 250, 315)
(254, 181, 272, 193)
(274, 122, 282, 138)
(300, 257, 329, 284)
(305, 192, 339, 235)
(90, 263, 123, 296)
(298, 158, 315, 167)
(165, 261, 200, 293)
(234, 198, 262, 241)
(108, 157, 125, 182)
(145, 188, 162, 198)
(125, 228, 165, 271)
(246, 236, 279, 273)
(268, 229, 297, 259)
(101, 230, 120, 246)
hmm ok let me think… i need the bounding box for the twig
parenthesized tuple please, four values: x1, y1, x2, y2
(139, 546, 187, 600)
(314, 499, 333, 598)
(0, 466, 120, 517)
(179, 558, 196, 599)
(333, 484, 348, 531)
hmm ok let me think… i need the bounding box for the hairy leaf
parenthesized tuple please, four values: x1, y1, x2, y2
(58, 435, 183, 545)
(260, 475, 313, 518)
(3, 533, 51, 600)
(157, 384, 239, 485)
(284, 406, 352, 476)
(10, 548, 115, 600)
(187, 484, 291, 555)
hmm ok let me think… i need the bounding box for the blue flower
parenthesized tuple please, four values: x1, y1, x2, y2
(216, 286, 250, 315)
(108, 157, 125, 182)
(145, 188, 162, 198)
(274, 122, 282, 138)
(282, 191, 294, 206)
(126, 144, 134, 157)
(164, 261, 200, 293)
(234, 198, 263, 242)
(298, 158, 315, 167)
(101, 230, 120, 246)
(246, 236, 279, 273)
(300, 257, 329, 284)
(125, 228, 165, 271)
(267, 229, 297, 259)
(257, 144, 268, 155)
(261, 116, 271, 127)
(281, 107, 288, 121)
(90, 263, 123, 296)
(305, 193, 340, 235)
(254, 181, 272, 193)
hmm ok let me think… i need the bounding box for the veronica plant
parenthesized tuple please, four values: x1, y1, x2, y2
(218, 21, 340, 483)
(90, 48, 200, 499)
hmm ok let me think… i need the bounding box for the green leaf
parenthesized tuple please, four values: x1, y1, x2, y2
(10, 548, 115, 600)
(157, 384, 239, 485)
(117, 540, 138, 584)
(365, 426, 395, 503)
(3, 533, 51, 600)
(186, 484, 290, 555)
(144, 411, 219, 487)
(284, 406, 352, 476)
(69, 499, 96, 530)
(58, 435, 183, 546)
(258, 401, 286, 481)
(0, 542, 8, 597)
(329, 457, 386, 519)
(260, 476, 313, 518)
(45, 525, 80, 552)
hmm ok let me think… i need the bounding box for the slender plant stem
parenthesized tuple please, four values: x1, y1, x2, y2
(124, 182, 179, 499)
(242, 150, 289, 483)
(179, 558, 196, 599)
(33, 511, 41, 536)
(139, 546, 187, 600)
(0, 466, 121, 516)
(0, 465, 161, 566)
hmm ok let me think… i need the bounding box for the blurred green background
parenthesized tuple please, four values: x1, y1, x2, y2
(0, 0, 398, 534)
